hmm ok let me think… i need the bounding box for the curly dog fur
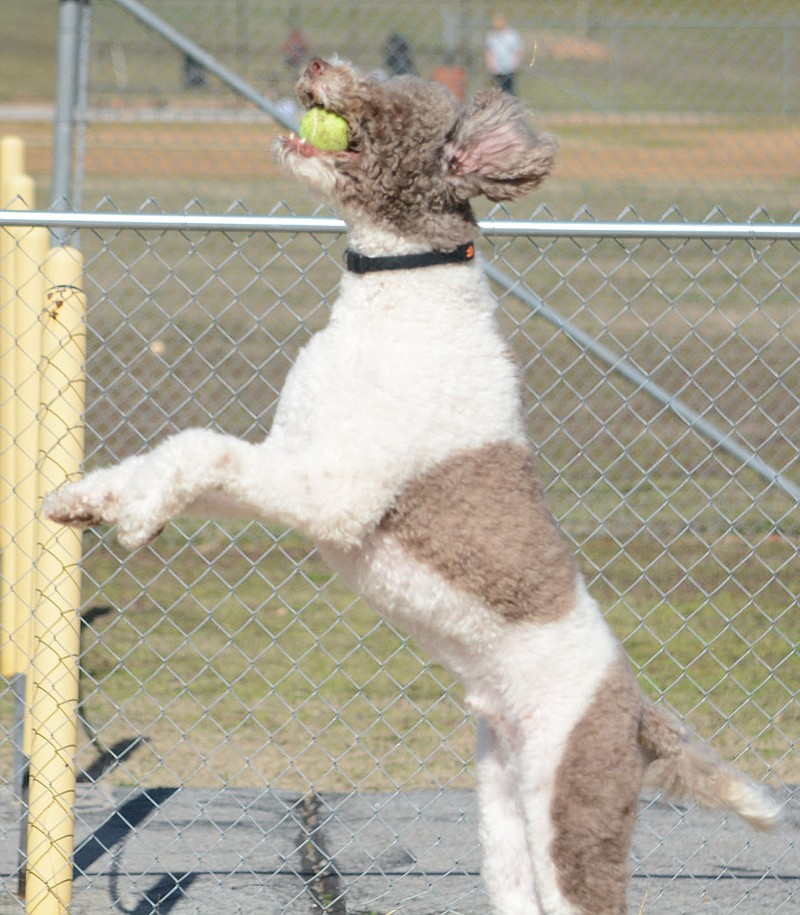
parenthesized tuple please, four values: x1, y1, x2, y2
(45, 59, 780, 914)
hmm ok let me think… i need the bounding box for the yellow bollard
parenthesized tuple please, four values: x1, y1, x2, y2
(25, 246, 86, 915)
(0, 135, 27, 679)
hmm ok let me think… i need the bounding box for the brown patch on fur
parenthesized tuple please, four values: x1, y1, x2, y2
(550, 659, 647, 914)
(379, 442, 578, 622)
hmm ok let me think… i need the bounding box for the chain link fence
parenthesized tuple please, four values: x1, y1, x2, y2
(0, 208, 798, 913)
(87, 1, 797, 116)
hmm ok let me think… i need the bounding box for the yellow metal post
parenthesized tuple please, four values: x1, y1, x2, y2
(0, 135, 26, 679)
(25, 246, 86, 915)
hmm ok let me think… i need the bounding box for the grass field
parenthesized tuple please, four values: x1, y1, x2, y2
(0, 1, 798, 794)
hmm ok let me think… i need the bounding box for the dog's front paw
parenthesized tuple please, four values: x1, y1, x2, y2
(44, 480, 121, 529)
(43, 456, 170, 550)
(115, 507, 165, 551)
(113, 477, 175, 550)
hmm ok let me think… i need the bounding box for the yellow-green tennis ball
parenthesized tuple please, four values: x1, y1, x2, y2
(299, 107, 350, 152)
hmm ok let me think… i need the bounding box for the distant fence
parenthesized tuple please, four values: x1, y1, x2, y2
(0, 205, 798, 913)
(88, 1, 799, 117)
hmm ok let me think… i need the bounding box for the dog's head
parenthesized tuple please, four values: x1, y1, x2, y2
(277, 58, 557, 251)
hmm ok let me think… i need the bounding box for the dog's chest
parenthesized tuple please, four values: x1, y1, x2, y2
(270, 267, 528, 483)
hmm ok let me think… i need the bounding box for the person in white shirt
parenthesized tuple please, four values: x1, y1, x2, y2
(484, 15, 524, 95)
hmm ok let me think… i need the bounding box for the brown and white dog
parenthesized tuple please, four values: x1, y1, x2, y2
(45, 59, 781, 914)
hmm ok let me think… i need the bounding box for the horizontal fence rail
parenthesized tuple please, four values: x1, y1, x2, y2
(1, 212, 798, 915)
(3, 210, 800, 240)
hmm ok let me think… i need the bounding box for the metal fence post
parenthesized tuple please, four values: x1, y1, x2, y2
(51, 0, 88, 244)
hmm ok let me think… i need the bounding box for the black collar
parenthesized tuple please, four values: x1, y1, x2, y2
(344, 242, 475, 274)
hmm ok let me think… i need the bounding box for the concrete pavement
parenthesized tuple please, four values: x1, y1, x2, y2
(1, 782, 797, 914)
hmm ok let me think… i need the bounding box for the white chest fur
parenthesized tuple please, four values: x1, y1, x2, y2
(265, 261, 528, 543)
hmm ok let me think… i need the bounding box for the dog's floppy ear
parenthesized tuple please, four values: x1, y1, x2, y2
(443, 90, 557, 202)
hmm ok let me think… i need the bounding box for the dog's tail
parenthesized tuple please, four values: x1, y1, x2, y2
(638, 700, 782, 830)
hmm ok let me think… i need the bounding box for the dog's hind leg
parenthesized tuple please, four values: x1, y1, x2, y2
(475, 716, 542, 915)
(478, 711, 582, 915)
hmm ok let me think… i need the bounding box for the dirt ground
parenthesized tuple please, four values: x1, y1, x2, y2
(2, 111, 799, 188)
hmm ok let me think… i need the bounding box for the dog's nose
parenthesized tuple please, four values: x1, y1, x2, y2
(306, 58, 330, 79)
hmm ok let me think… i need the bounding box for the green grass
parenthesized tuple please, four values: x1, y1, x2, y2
(0, 0, 59, 103)
(66, 515, 798, 792)
(75, 524, 472, 791)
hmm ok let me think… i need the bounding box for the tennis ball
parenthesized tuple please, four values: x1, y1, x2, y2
(299, 107, 350, 152)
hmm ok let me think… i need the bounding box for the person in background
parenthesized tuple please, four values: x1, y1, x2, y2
(484, 15, 524, 95)
(384, 33, 416, 76)
(282, 27, 310, 71)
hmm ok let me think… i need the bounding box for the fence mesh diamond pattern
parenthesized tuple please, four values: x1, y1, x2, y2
(0, 210, 797, 914)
